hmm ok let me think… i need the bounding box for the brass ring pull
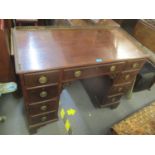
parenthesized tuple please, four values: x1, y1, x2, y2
(40, 105, 47, 111)
(125, 74, 130, 80)
(132, 63, 139, 69)
(38, 76, 48, 84)
(41, 116, 47, 121)
(74, 70, 82, 78)
(110, 65, 116, 72)
(40, 91, 47, 98)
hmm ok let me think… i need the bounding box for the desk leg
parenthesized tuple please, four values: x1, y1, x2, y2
(110, 102, 120, 109)
(126, 79, 136, 99)
(29, 128, 37, 135)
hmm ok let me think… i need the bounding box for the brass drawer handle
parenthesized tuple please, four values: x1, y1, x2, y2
(74, 70, 82, 78)
(41, 116, 47, 122)
(40, 105, 47, 111)
(40, 91, 47, 98)
(132, 63, 139, 69)
(118, 87, 123, 92)
(38, 76, 48, 84)
(125, 74, 130, 80)
(110, 65, 116, 72)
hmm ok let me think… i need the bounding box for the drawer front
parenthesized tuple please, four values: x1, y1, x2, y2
(106, 95, 122, 103)
(114, 71, 138, 84)
(24, 70, 60, 87)
(100, 101, 120, 108)
(29, 111, 58, 125)
(28, 100, 58, 115)
(63, 62, 125, 82)
(27, 85, 58, 103)
(126, 59, 145, 70)
(109, 84, 132, 94)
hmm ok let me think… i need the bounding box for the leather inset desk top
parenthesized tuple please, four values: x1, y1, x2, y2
(12, 27, 148, 74)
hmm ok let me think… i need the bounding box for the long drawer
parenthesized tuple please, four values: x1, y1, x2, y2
(63, 62, 125, 82)
(26, 85, 58, 103)
(24, 70, 60, 87)
(28, 99, 58, 116)
(29, 111, 58, 125)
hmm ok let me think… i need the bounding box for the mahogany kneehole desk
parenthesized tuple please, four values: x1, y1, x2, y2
(12, 27, 148, 133)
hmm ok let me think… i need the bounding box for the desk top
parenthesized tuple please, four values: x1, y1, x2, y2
(140, 19, 155, 29)
(12, 27, 148, 74)
(60, 19, 120, 27)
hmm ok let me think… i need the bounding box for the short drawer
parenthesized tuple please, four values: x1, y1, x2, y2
(24, 70, 60, 87)
(27, 85, 58, 103)
(126, 59, 145, 70)
(100, 101, 120, 108)
(29, 111, 58, 125)
(63, 62, 125, 82)
(109, 84, 132, 94)
(114, 71, 138, 84)
(28, 100, 58, 115)
(106, 94, 122, 103)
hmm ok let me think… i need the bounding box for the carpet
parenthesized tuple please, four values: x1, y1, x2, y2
(112, 101, 155, 135)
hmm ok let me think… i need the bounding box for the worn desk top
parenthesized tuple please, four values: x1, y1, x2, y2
(12, 27, 148, 74)
(58, 19, 120, 27)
